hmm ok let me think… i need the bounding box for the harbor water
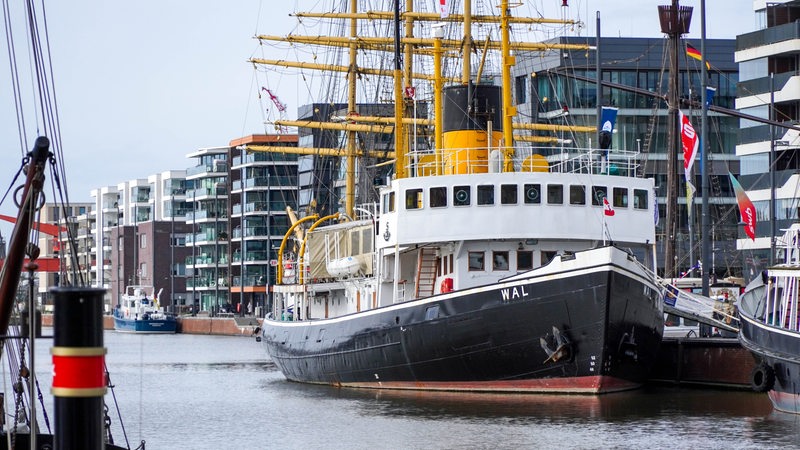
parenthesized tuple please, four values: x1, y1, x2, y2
(25, 330, 800, 449)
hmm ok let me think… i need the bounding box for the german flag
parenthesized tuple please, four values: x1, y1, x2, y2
(686, 43, 711, 70)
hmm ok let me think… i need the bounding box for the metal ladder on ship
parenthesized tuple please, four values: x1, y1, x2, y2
(414, 247, 438, 299)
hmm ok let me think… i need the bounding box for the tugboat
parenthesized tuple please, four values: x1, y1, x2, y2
(738, 224, 800, 413)
(256, 0, 665, 394)
(114, 285, 177, 334)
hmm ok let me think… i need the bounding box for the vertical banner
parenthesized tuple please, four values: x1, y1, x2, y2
(598, 106, 618, 150)
(439, 0, 449, 18)
(680, 110, 699, 181)
(729, 172, 757, 241)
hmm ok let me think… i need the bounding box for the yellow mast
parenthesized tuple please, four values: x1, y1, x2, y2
(255, 35, 590, 53)
(345, 0, 357, 217)
(393, 0, 406, 179)
(462, 0, 472, 85)
(292, 10, 577, 26)
(249, 58, 460, 83)
(433, 26, 444, 174)
(500, 0, 515, 171)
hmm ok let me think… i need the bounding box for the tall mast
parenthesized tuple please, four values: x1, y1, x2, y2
(393, 0, 407, 180)
(658, 0, 692, 278)
(500, 0, 515, 170)
(346, 0, 358, 216)
(462, 0, 472, 84)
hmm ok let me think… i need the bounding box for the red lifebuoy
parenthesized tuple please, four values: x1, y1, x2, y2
(440, 277, 453, 293)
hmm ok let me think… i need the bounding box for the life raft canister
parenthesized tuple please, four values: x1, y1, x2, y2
(440, 277, 453, 293)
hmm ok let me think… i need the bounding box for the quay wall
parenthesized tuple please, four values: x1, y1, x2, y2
(41, 314, 262, 337)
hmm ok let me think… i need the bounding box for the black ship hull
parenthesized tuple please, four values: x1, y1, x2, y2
(739, 303, 800, 414)
(262, 248, 664, 394)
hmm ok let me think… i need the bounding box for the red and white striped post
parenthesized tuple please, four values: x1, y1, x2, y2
(50, 287, 107, 450)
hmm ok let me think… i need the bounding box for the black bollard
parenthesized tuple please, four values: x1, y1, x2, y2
(50, 287, 107, 450)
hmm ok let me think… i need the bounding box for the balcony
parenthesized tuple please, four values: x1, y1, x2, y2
(737, 21, 800, 52)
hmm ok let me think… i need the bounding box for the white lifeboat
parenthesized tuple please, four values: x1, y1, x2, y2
(326, 256, 362, 278)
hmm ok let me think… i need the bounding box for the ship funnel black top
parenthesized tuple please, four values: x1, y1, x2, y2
(443, 84, 503, 132)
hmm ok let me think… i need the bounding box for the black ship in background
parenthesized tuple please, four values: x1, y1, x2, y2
(253, 0, 665, 394)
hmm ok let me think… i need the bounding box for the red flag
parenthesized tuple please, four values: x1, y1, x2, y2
(680, 110, 699, 181)
(729, 172, 756, 241)
(603, 197, 615, 217)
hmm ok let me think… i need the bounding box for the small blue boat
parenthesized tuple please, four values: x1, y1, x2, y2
(113, 285, 177, 334)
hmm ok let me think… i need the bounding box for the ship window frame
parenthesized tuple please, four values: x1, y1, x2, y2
(388, 192, 395, 212)
(633, 189, 649, 210)
(429, 186, 447, 208)
(591, 186, 608, 206)
(492, 251, 510, 271)
(613, 187, 628, 208)
(468, 251, 485, 271)
(477, 185, 494, 205)
(453, 185, 471, 207)
(405, 188, 423, 210)
(547, 184, 563, 205)
(425, 305, 440, 320)
(523, 183, 541, 204)
(569, 185, 586, 205)
(517, 250, 533, 271)
(500, 184, 518, 205)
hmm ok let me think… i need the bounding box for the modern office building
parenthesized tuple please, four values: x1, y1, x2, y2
(513, 36, 742, 278)
(229, 134, 298, 315)
(735, 0, 800, 281)
(185, 147, 229, 313)
(94, 170, 191, 310)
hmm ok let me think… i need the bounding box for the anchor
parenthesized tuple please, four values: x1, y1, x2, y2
(540, 326, 572, 363)
(617, 326, 638, 362)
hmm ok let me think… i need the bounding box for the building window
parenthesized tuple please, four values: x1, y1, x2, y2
(405, 188, 422, 210)
(500, 184, 518, 204)
(569, 185, 586, 205)
(140, 233, 146, 249)
(547, 184, 563, 204)
(468, 251, 484, 271)
(493, 251, 509, 271)
(517, 250, 533, 271)
(429, 187, 447, 208)
(140, 263, 147, 278)
(524, 184, 541, 204)
(477, 185, 494, 205)
(454, 185, 471, 206)
(515, 75, 527, 104)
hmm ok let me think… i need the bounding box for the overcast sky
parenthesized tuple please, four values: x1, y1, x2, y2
(0, 0, 755, 206)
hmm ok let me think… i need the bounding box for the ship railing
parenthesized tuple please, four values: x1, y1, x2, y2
(405, 145, 641, 177)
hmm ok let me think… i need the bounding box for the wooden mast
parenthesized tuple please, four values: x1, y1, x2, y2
(0, 137, 50, 336)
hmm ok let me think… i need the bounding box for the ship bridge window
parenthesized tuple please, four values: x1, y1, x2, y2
(454, 185, 471, 206)
(613, 187, 628, 208)
(500, 184, 518, 204)
(547, 184, 563, 204)
(429, 187, 447, 208)
(382, 192, 396, 213)
(569, 185, 586, 205)
(517, 250, 533, 271)
(523, 184, 541, 204)
(493, 251, 509, 271)
(477, 185, 494, 205)
(541, 251, 557, 265)
(633, 189, 649, 210)
(591, 186, 608, 206)
(468, 251, 485, 271)
(405, 188, 423, 210)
